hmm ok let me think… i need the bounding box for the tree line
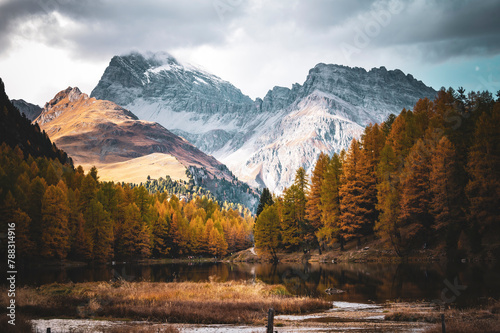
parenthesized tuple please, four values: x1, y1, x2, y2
(0, 143, 254, 262)
(254, 88, 499, 260)
(139, 174, 253, 216)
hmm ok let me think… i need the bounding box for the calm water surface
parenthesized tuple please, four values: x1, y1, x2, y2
(13, 261, 500, 306)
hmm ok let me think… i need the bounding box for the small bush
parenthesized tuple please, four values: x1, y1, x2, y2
(269, 285, 291, 296)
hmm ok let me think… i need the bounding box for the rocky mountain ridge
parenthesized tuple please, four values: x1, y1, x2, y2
(11, 99, 42, 121)
(34, 86, 259, 208)
(91, 51, 436, 193)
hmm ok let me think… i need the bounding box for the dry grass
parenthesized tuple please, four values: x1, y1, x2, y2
(107, 326, 180, 333)
(383, 301, 440, 323)
(386, 311, 440, 323)
(424, 307, 500, 333)
(81, 153, 188, 184)
(384, 300, 500, 333)
(1, 280, 330, 325)
(385, 303, 440, 323)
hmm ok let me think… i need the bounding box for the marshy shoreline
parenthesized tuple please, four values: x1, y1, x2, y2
(2, 280, 327, 332)
(2, 280, 500, 332)
(2, 247, 499, 332)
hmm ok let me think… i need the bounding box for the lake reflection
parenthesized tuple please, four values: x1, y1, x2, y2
(14, 261, 500, 306)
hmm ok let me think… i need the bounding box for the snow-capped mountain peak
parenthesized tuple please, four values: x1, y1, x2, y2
(92, 51, 436, 193)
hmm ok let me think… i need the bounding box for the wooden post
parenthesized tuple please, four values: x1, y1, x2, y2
(441, 314, 446, 333)
(267, 308, 275, 333)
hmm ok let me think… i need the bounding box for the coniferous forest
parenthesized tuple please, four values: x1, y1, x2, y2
(0, 144, 254, 262)
(1, 75, 499, 263)
(254, 88, 499, 260)
(0, 79, 253, 263)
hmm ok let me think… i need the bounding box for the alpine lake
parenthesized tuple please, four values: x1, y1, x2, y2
(16, 260, 500, 306)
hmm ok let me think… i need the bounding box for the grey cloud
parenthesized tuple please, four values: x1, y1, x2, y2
(242, 0, 376, 35)
(337, 0, 500, 62)
(390, 0, 500, 44)
(0, 0, 49, 51)
(413, 34, 500, 63)
(1, 0, 500, 64)
(294, 0, 376, 30)
(0, 0, 249, 59)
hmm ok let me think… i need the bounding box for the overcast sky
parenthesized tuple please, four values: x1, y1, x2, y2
(1, 0, 500, 106)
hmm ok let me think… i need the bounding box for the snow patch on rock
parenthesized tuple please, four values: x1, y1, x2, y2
(92, 52, 436, 194)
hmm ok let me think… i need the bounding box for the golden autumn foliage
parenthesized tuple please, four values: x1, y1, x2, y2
(0, 143, 253, 262)
(254, 88, 499, 257)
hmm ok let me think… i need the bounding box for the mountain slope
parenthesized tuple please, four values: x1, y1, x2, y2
(11, 99, 43, 121)
(34, 87, 259, 208)
(91, 51, 257, 153)
(92, 52, 436, 193)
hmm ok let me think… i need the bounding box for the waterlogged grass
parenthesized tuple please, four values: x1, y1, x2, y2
(2, 280, 330, 325)
(423, 307, 500, 333)
(104, 325, 180, 333)
(385, 301, 500, 333)
(386, 311, 440, 323)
